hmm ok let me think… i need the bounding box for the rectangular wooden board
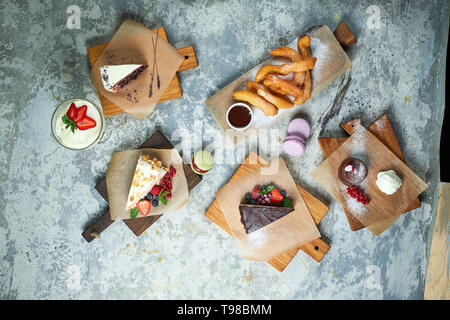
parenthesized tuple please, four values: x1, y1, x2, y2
(312, 123, 427, 228)
(318, 114, 422, 233)
(82, 130, 202, 242)
(87, 27, 198, 117)
(424, 182, 450, 300)
(205, 152, 330, 272)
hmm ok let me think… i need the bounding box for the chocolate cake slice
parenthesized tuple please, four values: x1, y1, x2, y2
(239, 204, 294, 233)
(100, 64, 148, 92)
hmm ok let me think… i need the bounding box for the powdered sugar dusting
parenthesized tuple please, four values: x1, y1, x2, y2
(348, 127, 368, 163)
(246, 229, 268, 249)
(344, 194, 368, 217)
(310, 36, 329, 84)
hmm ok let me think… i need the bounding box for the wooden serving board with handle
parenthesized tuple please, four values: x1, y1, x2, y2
(205, 152, 330, 272)
(82, 130, 202, 242)
(87, 27, 198, 117)
(318, 113, 421, 234)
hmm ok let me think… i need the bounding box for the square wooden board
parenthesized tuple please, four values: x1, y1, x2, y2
(87, 27, 198, 117)
(205, 152, 330, 272)
(318, 114, 422, 234)
(312, 124, 427, 228)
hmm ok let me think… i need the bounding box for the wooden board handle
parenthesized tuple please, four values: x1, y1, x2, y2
(299, 238, 330, 262)
(177, 45, 198, 72)
(82, 212, 114, 242)
(334, 21, 357, 47)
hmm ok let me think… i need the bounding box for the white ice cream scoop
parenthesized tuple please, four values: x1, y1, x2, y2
(376, 170, 402, 195)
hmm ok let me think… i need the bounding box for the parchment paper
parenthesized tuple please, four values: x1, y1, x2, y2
(216, 158, 321, 261)
(106, 148, 189, 220)
(311, 124, 428, 227)
(205, 25, 352, 146)
(91, 19, 183, 119)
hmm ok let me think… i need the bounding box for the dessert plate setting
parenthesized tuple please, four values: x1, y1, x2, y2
(312, 121, 428, 231)
(45, 12, 430, 281)
(205, 25, 352, 145)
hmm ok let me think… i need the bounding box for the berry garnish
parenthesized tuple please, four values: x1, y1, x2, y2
(152, 199, 159, 207)
(67, 103, 78, 121)
(151, 185, 162, 196)
(251, 187, 260, 200)
(145, 193, 154, 201)
(73, 105, 87, 123)
(76, 116, 96, 130)
(346, 185, 370, 205)
(136, 200, 151, 216)
(270, 188, 284, 203)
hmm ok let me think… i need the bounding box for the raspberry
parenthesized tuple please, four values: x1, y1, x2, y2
(151, 185, 162, 195)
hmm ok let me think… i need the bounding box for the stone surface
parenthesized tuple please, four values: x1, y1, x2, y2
(0, 0, 448, 299)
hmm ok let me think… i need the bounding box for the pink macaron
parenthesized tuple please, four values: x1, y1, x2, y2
(282, 135, 306, 156)
(287, 118, 311, 140)
(282, 118, 310, 157)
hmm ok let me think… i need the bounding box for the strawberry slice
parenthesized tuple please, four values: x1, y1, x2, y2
(251, 187, 260, 200)
(67, 103, 78, 121)
(136, 200, 151, 216)
(76, 116, 96, 130)
(73, 105, 87, 123)
(270, 188, 284, 203)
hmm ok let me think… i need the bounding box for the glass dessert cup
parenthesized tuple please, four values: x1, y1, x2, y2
(338, 157, 368, 186)
(51, 98, 106, 150)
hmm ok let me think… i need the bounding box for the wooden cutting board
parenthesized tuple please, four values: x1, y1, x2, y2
(87, 27, 198, 117)
(82, 131, 202, 242)
(205, 152, 330, 272)
(318, 114, 421, 233)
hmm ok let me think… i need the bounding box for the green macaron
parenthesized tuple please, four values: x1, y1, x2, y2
(190, 150, 214, 175)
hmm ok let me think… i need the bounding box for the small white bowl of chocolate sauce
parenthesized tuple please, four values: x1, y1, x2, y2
(226, 103, 254, 131)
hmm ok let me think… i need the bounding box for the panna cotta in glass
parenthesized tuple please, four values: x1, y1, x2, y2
(51, 99, 105, 150)
(338, 157, 368, 186)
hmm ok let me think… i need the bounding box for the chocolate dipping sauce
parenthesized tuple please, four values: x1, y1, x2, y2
(338, 157, 368, 186)
(227, 105, 252, 129)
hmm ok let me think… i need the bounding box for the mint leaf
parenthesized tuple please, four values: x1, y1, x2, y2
(160, 197, 167, 205)
(130, 207, 139, 219)
(240, 199, 250, 204)
(62, 115, 77, 133)
(259, 185, 274, 194)
(281, 198, 293, 208)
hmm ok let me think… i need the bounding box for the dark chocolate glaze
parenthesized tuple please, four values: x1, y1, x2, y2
(239, 204, 294, 233)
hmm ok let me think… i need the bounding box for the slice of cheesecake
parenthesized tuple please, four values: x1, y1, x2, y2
(239, 204, 294, 233)
(100, 64, 148, 92)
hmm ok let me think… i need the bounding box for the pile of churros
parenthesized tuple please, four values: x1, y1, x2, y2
(233, 36, 316, 116)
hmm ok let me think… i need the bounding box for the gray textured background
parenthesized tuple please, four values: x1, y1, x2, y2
(0, 0, 448, 299)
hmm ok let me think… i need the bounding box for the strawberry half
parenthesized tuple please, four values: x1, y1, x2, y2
(251, 187, 260, 200)
(67, 103, 78, 121)
(136, 200, 151, 216)
(73, 105, 87, 123)
(270, 188, 284, 203)
(76, 116, 96, 130)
